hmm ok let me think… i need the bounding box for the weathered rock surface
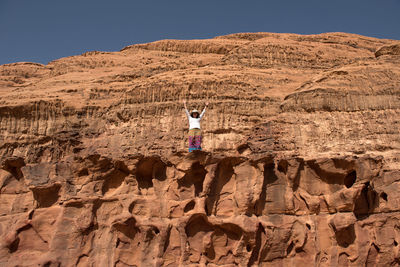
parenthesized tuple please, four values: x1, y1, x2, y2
(0, 32, 400, 266)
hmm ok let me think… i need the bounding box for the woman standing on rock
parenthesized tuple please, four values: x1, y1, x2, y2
(183, 100, 208, 152)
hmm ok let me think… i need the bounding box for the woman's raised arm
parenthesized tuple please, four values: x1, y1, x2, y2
(183, 100, 190, 117)
(200, 101, 209, 119)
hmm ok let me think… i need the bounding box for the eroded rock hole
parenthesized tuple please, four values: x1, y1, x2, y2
(277, 160, 288, 174)
(237, 143, 250, 154)
(394, 240, 398, 246)
(136, 157, 166, 189)
(128, 202, 135, 214)
(218, 223, 243, 241)
(101, 169, 127, 195)
(292, 160, 304, 192)
(77, 168, 89, 177)
(306, 223, 311, 230)
(308, 159, 348, 186)
(184, 200, 195, 213)
(344, 171, 357, 188)
(334, 225, 356, 248)
(114, 160, 131, 175)
(28, 209, 34, 220)
(145, 227, 159, 240)
(254, 162, 277, 216)
(113, 217, 138, 239)
(248, 223, 265, 267)
(2, 157, 25, 179)
(380, 192, 388, 201)
(7, 223, 32, 253)
(353, 182, 378, 219)
(127, 199, 148, 216)
(264, 162, 278, 184)
(163, 227, 171, 253)
(8, 237, 20, 253)
(295, 247, 304, 253)
(31, 184, 61, 208)
(205, 159, 235, 216)
(286, 241, 294, 255)
(185, 214, 213, 238)
(204, 246, 216, 260)
(178, 161, 207, 198)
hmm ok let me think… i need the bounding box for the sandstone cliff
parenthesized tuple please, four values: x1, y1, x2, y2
(0, 32, 399, 266)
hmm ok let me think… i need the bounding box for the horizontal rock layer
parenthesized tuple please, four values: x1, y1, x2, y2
(0, 32, 399, 163)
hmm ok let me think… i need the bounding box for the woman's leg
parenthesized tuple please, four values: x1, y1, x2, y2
(188, 129, 196, 152)
(194, 129, 202, 150)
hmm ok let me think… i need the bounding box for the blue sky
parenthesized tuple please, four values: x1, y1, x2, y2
(1, 0, 399, 65)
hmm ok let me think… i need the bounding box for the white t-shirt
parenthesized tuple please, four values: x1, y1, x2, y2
(185, 108, 206, 129)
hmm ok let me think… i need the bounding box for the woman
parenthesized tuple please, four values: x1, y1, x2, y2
(183, 100, 208, 152)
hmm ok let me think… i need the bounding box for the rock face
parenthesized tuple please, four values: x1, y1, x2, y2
(0, 32, 399, 266)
